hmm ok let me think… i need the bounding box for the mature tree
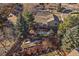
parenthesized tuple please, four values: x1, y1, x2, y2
(61, 25, 79, 52)
(59, 14, 79, 52)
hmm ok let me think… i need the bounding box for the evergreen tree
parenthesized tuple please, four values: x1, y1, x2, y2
(61, 25, 79, 52)
(60, 14, 79, 52)
(16, 14, 29, 38)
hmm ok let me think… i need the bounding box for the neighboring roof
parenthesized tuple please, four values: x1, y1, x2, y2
(8, 13, 17, 25)
(68, 49, 79, 56)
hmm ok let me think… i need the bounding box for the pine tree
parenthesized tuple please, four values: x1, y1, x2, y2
(60, 14, 79, 52)
(61, 25, 79, 52)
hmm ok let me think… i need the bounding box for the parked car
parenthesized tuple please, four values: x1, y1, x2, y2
(62, 8, 72, 13)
